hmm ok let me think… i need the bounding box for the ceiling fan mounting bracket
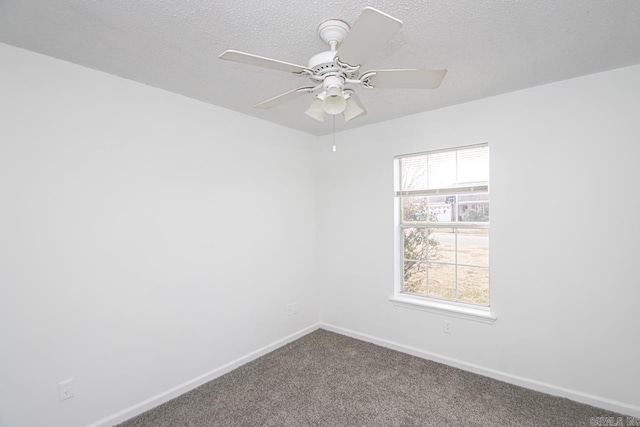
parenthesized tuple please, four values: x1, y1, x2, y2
(317, 20, 350, 48)
(294, 68, 316, 77)
(335, 56, 360, 73)
(359, 71, 377, 88)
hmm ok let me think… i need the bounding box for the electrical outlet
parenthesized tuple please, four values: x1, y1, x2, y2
(443, 320, 452, 334)
(59, 379, 74, 401)
(286, 303, 299, 316)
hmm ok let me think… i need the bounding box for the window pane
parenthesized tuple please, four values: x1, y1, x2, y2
(427, 196, 455, 222)
(397, 145, 489, 307)
(427, 228, 455, 263)
(427, 263, 456, 300)
(458, 202, 489, 222)
(402, 196, 455, 223)
(458, 266, 490, 305)
(428, 151, 456, 188)
(457, 145, 489, 184)
(404, 261, 426, 295)
(402, 196, 429, 222)
(403, 228, 427, 260)
(457, 229, 489, 266)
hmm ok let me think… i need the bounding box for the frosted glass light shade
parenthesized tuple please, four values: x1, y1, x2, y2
(343, 95, 367, 122)
(305, 99, 325, 122)
(322, 87, 347, 115)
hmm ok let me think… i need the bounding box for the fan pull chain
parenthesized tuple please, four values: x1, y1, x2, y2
(332, 115, 337, 152)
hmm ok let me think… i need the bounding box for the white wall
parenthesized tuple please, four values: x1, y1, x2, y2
(317, 65, 640, 415)
(0, 43, 319, 427)
(2, 39, 639, 426)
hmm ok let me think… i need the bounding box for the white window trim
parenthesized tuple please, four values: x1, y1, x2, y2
(392, 143, 497, 324)
(389, 294, 497, 324)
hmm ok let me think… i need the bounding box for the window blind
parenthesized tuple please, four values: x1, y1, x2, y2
(395, 144, 489, 196)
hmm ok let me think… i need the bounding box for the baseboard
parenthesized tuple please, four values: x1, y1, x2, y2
(87, 321, 639, 425)
(319, 322, 640, 419)
(87, 323, 321, 427)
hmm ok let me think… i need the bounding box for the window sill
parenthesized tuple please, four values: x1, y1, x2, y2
(389, 294, 497, 324)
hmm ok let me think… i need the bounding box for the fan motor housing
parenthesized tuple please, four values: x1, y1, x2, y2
(308, 50, 359, 79)
(308, 50, 337, 72)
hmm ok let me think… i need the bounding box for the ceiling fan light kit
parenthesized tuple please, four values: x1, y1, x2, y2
(342, 91, 367, 122)
(305, 99, 325, 122)
(219, 7, 447, 125)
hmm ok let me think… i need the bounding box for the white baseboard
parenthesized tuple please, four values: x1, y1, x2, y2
(87, 323, 321, 427)
(88, 321, 639, 426)
(319, 322, 640, 419)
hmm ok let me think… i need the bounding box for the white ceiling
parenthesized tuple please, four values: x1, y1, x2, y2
(1, 1, 639, 136)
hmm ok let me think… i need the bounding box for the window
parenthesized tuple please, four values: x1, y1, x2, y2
(394, 144, 491, 314)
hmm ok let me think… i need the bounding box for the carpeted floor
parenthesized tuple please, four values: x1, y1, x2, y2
(118, 329, 623, 426)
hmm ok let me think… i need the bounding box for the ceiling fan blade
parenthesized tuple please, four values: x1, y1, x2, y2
(255, 87, 315, 109)
(364, 69, 447, 89)
(219, 50, 309, 74)
(336, 7, 403, 67)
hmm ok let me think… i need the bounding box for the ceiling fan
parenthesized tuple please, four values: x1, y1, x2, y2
(219, 7, 447, 123)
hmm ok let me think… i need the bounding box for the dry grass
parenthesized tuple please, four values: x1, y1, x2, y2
(404, 233, 489, 305)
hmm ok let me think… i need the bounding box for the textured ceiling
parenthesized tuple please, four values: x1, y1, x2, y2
(1, 0, 639, 136)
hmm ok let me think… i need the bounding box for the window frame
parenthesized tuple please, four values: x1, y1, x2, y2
(390, 143, 496, 323)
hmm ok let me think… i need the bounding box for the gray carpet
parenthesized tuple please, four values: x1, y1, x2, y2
(118, 329, 624, 426)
